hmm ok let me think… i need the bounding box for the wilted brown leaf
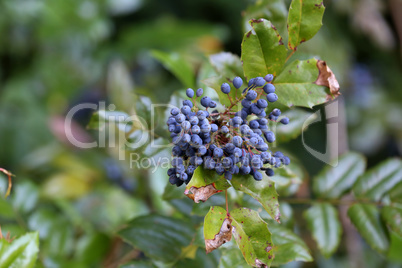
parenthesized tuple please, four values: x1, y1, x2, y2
(314, 60, 340, 99)
(184, 184, 222, 203)
(205, 218, 232, 254)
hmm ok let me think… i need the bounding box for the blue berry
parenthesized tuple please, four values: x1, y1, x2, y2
(233, 77, 243, 89)
(221, 126, 229, 134)
(167, 117, 176, 125)
(263, 84, 275, 94)
(200, 96, 212, 108)
(181, 106, 191, 115)
(211, 124, 218, 132)
(225, 171, 232, 180)
(200, 123, 211, 133)
(246, 90, 257, 100)
(253, 171, 263, 181)
(175, 114, 186, 123)
(171, 108, 180, 116)
(257, 99, 268, 109)
(186, 88, 194, 98)
(233, 136, 243, 147)
(280, 117, 289, 125)
(250, 104, 262, 115)
(221, 83, 231, 94)
(259, 118, 268, 125)
(168, 124, 176, 132)
(196, 88, 203, 97)
(241, 99, 252, 108)
(249, 120, 259, 129)
(264, 131, 275, 143)
(233, 116, 242, 125)
(209, 101, 217, 108)
(254, 77, 266, 87)
(240, 165, 251, 175)
(213, 148, 223, 158)
(248, 78, 255, 87)
(181, 121, 191, 131)
(183, 100, 193, 108)
(198, 146, 207, 155)
(197, 110, 206, 120)
(272, 108, 281, 116)
(282, 156, 290, 165)
(189, 116, 199, 125)
(191, 125, 200, 134)
(266, 93, 278, 103)
(264, 74, 274, 82)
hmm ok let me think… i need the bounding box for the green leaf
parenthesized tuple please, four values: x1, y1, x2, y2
(353, 158, 402, 201)
(192, 195, 226, 216)
(230, 208, 273, 267)
(241, 19, 287, 79)
(270, 108, 318, 142)
(0, 232, 39, 268)
(185, 166, 231, 203)
(313, 152, 366, 199)
(10, 181, 38, 214)
(347, 204, 389, 253)
(119, 261, 156, 268)
(231, 175, 280, 222)
(389, 182, 402, 203)
(118, 215, 194, 263)
(304, 203, 342, 257)
(218, 248, 250, 268)
(242, 0, 288, 43)
(162, 182, 186, 200)
(381, 206, 402, 237)
(175, 248, 221, 268)
(204, 206, 228, 240)
(268, 223, 313, 265)
(270, 161, 305, 197)
(274, 58, 330, 108)
(151, 50, 195, 89)
(287, 0, 325, 50)
(88, 110, 131, 131)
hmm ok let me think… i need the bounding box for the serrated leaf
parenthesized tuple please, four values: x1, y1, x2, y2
(231, 175, 280, 222)
(270, 108, 318, 142)
(313, 152, 366, 199)
(274, 58, 331, 108)
(353, 158, 402, 201)
(381, 206, 402, 237)
(268, 223, 313, 265)
(204, 206, 232, 253)
(241, 19, 287, 80)
(287, 0, 325, 50)
(347, 204, 389, 253)
(0, 232, 39, 268)
(230, 208, 273, 267)
(185, 167, 231, 203)
(304, 203, 342, 257)
(151, 50, 195, 89)
(118, 215, 194, 263)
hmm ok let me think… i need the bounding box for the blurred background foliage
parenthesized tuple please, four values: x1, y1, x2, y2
(0, 0, 401, 267)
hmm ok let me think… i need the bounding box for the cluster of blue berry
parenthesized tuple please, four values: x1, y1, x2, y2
(167, 74, 290, 187)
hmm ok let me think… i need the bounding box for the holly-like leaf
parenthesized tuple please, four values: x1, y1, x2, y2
(185, 167, 231, 203)
(347, 204, 389, 254)
(241, 19, 287, 80)
(270, 162, 305, 197)
(118, 215, 194, 263)
(230, 208, 273, 267)
(269, 223, 313, 266)
(151, 50, 195, 89)
(313, 152, 366, 199)
(0, 232, 39, 268)
(231, 175, 280, 222)
(204, 206, 232, 254)
(287, 0, 325, 50)
(381, 206, 402, 237)
(304, 203, 342, 258)
(353, 158, 402, 201)
(274, 58, 334, 108)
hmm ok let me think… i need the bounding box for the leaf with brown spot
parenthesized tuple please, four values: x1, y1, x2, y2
(314, 60, 340, 98)
(204, 206, 232, 254)
(185, 167, 231, 203)
(230, 208, 273, 267)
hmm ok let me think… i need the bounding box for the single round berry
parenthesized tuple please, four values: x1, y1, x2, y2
(241, 99, 252, 108)
(186, 88, 194, 98)
(233, 77, 243, 89)
(221, 126, 229, 134)
(209, 101, 217, 108)
(263, 84, 275, 94)
(248, 78, 255, 87)
(272, 108, 281, 116)
(257, 99, 268, 109)
(221, 83, 231, 94)
(250, 104, 262, 115)
(211, 124, 218, 132)
(254, 77, 266, 87)
(191, 125, 201, 134)
(282, 156, 291, 165)
(233, 116, 242, 125)
(196, 88, 203, 97)
(171, 107, 180, 116)
(253, 171, 263, 181)
(264, 131, 276, 143)
(246, 90, 257, 100)
(249, 120, 259, 129)
(200, 96, 212, 107)
(181, 121, 191, 131)
(265, 168, 274, 177)
(266, 93, 278, 103)
(175, 114, 186, 123)
(213, 148, 223, 158)
(264, 74, 274, 82)
(189, 116, 199, 125)
(197, 110, 206, 120)
(280, 117, 289, 125)
(181, 106, 191, 115)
